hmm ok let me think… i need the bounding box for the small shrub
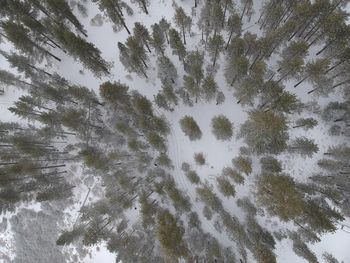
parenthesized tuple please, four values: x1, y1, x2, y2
(186, 170, 200, 184)
(194, 152, 205, 165)
(232, 156, 252, 175)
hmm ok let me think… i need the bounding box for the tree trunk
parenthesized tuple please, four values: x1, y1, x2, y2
(37, 164, 66, 170)
(41, 33, 67, 53)
(294, 74, 310, 87)
(140, 57, 148, 69)
(292, 124, 305, 128)
(331, 78, 350, 90)
(182, 26, 186, 45)
(222, 1, 228, 27)
(212, 47, 218, 67)
(144, 41, 151, 53)
(35, 43, 61, 62)
(194, 0, 197, 8)
(108, 0, 130, 34)
(141, 0, 149, 14)
(225, 29, 234, 50)
(325, 59, 345, 73)
(240, 1, 248, 22)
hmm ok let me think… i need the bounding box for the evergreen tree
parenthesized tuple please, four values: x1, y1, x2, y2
(174, 6, 192, 45)
(290, 233, 319, 263)
(211, 115, 233, 141)
(131, 0, 150, 14)
(52, 25, 110, 77)
(256, 173, 305, 222)
(157, 56, 177, 84)
(151, 23, 166, 54)
(1, 21, 61, 62)
(217, 176, 236, 198)
(183, 75, 200, 102)
(159, 18, 171, 44)
(133, 22, 152, 53)
(260, 156, 282, 173)
(277, 41, 309, 83)
(293, 118, 318, 130)
(207, 34, 225, 67)
(226, 14, 243, 49)
(156, 210, 188, 258)
(179, 116, 202, 141)
(169, 29, 187, 62)
(201, 75, 218, 102)
(288, 137, 319, 158)
(184, 51, 204, 86)
(323, 252, 340, 263)
(232, 156, 252, 175)
(93, 0, 132, 34)
(239, 110, 288, 154)
(240, 0, 254, 22)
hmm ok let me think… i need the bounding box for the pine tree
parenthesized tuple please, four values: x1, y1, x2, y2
(290, 233, 319, 263)
(226, 14, 242, 49)
(216, 91, 225, 105)
(217, 176, 236, 198)
(288, 137, 319, 158)
(323, 252, 340, 263)
(256, 173, 305, 221)
(157, 56, 177, 84)
(93, 0, 132, 34)
(1, 21, 61, 62)
(179, 116, 202, 141)
(184, 51, 204, 86)
(201, 75, 218, 102)
(174, 6, 192, 45)
(169, 29, 187, 62)
(156, 210, 188, 258)
(131, 0, 150, 14)
(232, 156, 252, 175)
(183, 75, 200, 102)
(211, 115, 233, 141)
(151, 23, 166, 54)
(240, 0, 254, 22)
(133, 22, 152, 53)
(239, 110, 288, 154)
(293, 118, 318, 130)
(277, 41, 309, 83)
(260, 156, 282, 173)
(159, 18, 171, 44)
(207, 34, 225, 67)
(52, 25, 110, 77)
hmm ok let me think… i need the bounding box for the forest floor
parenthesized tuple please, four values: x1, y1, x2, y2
(1, 0, 350, 262)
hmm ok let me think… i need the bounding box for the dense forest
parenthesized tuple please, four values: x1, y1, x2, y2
(0, 0, 350, 262)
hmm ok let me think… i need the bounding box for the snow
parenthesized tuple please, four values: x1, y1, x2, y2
(1, 0, 350, 262)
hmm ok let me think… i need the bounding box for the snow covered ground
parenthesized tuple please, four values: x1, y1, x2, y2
(1, 0, 350, 262)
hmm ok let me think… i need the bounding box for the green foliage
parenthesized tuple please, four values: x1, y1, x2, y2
(179, 116, 202, 140)
(196, 184, 223, 212)
(232, 156, 252, 175)
(211, 115, 233, 141)
(194, 152, 206, 165)
(155, 153, 173, 169)
(239, 110, 288, 154)
(156, 210, 188, 258)
(188, 212, 201, 229)
(256, 173, 305, 221)
(222, 167, 245, 184)
(147, 132, 167, 152)
(288, 137, 319, 158)
(186, 170, 200, 184)
(260, 156, 282, 173)
(217, 176, 236, 198)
